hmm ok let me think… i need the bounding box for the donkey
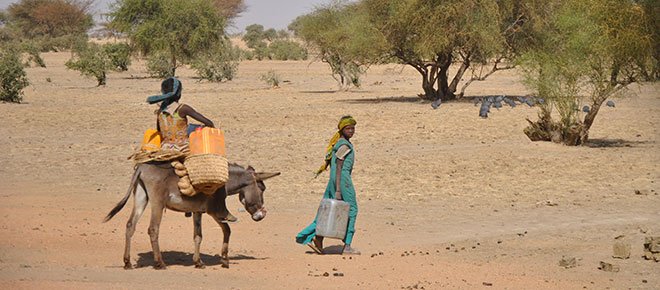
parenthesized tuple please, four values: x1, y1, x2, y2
(103, 162, 280, 269)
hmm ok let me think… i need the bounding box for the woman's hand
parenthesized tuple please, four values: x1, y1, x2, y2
(335, 191, 342, 201)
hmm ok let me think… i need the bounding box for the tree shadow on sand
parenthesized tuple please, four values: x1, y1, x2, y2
(339, 95, 531, 105)
(459, 95, 531, 103)
(584, 138, 649, 148)
(340, 96, 423, 104)
(299, 90, 337, 94)
(135, 251, 267, 268)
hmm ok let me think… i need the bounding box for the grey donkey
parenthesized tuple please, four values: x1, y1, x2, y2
(104, 162, 280, 269)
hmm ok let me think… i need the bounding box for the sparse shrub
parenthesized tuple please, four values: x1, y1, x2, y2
(34, 34, 89, 52)
(268, 39, 307, 60)
(240, 48, 255, 60)
(191, 42, 240, 82)
(103, 43, 132, 72)
(253, 42, 269, 60)
(65, 43, 111, 86)
(0, 48, 30, 103)
(260, 70, 280, 88)
(21, 41, 45, 68)
(146, 51, 173, 78)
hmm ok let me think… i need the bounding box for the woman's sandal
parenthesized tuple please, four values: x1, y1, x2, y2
(307, 242, 323, 254)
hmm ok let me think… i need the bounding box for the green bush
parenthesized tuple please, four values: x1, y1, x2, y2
(21, 41, 46, 68)
(268, 40, 308, 60)
(240, 48, 255, 60)
(65, 43, 110, 86)
(0, 48, 30, 103)
(260, 70, 280, 88)
(103, 43, 132, 71)
(146, 52, 174, 78)
(253, 42, 269, 60)
(34, 34, 89, 52)
(191, 43, 240, 82)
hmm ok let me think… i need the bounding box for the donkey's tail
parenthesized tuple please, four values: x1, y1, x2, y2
(103, 168, 141, 223)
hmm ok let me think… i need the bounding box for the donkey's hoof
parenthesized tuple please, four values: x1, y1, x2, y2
(123, 263, 133, 270)
(194, 262, 206, 269)
(153, 262, 167, 270)
(221, 259, 229, 268)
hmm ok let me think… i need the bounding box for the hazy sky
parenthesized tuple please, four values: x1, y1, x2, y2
(0, 0, 338, 33)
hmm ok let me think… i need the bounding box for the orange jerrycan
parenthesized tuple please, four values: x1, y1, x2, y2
(186, 127, 229, 194)
(189, 127, 226, 156)
(141, 128, 161, 152)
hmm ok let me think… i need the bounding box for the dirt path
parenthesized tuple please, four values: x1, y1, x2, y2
(0, 52, 658, 289)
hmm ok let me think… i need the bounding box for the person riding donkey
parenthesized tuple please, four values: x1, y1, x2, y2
(147, 77, 237, 222)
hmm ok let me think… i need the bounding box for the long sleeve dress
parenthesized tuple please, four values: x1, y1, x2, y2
(296, 138, 358, 245)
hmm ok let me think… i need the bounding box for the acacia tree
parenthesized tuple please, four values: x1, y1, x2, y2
(212, 0, 245, 20)
(242, 24, 276, 60)
(291, 2, 385, 90)
(359, 0, 540, 101)
(4, 0, 93, 51)
(521, 0, 653, 145)
(6, 0, 93, 38)
(108, 0, 235, 77)
(636, 0, 659, 80)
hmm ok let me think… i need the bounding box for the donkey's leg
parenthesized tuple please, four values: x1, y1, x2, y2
(192, 212, 205, 269)
(147, 202, 167, 270)
(219, 223, 231, 268)
(210, 214, 231, 268)
(123, 185, 148, 270)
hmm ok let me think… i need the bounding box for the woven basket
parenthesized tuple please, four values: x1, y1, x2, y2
(185, 154, 229, 194)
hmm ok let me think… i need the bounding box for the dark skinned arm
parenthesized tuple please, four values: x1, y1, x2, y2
(335, 158, 344, 200)
(177, 104, 215, 127)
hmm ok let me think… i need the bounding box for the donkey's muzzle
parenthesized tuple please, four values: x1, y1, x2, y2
(252, 208, 266, 221)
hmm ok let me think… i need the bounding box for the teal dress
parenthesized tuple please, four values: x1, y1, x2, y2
(296, 138, 358, 245)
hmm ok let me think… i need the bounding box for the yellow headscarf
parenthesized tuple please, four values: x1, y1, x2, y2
(315, 116, 357, 176)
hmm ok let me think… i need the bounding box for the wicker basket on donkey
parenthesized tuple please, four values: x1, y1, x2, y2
(185, 154, 228, 194)
(185, 127, 229, 194)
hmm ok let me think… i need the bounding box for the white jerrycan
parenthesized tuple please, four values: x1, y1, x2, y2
(315, 198, 350, 239)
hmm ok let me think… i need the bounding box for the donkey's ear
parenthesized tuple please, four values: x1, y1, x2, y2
(256, 172, 281, 181)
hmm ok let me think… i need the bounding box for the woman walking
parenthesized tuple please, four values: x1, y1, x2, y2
(296, 116, 360, 255)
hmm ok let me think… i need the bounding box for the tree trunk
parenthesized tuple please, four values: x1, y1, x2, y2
(416, 53, 457, 101)
(435, 53, 455, 101)
(421, 72, 439, 100)
(524, 109, 588, 146)
(97, 71, 106, 86)
(575, 100, 604, 145)
(170, 46, 177, 77)
(448, 56, 470, 97)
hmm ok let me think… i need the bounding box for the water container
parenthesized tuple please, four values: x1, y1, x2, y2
(141, 128, 161, 152)
(189, 127, 226, 156)
(315, 198, 350, 239)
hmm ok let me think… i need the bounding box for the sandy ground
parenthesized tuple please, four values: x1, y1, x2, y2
(0, 52, 659, 289)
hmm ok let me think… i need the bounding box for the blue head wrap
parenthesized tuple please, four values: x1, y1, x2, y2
(146, 77, 181, 111)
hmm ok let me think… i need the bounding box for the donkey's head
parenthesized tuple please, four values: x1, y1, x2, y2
(227, 164, 280, 222)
